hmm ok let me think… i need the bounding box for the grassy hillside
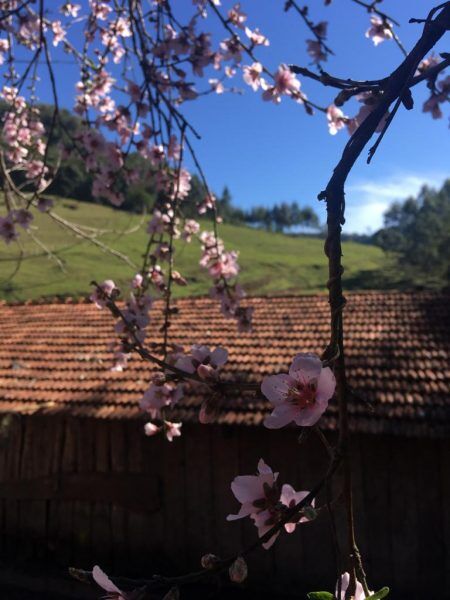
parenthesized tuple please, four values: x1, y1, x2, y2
(0, 198, 397, 301)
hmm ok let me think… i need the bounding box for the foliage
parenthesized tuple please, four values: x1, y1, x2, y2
(374, 180, 450, 285)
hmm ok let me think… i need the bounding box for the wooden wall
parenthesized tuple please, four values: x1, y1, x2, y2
(0, 413, 448, 599)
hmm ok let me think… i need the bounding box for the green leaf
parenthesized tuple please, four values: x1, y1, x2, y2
(307, 593, 335, 600)
(368, 588, 390, 600)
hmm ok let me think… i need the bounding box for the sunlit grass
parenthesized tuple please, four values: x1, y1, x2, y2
(0, 197, 397, 301)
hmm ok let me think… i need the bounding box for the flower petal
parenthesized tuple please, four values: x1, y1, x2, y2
(261, 373, 292, 405)
(292, 401, 327, 427)
(316, 366, 336, 402)
(289, 353, 322, 382)
(226, 501, 254, 521)
(211, 346, 228, 367)
(92, 565, 122, 594)
(264, 403, 298, 429)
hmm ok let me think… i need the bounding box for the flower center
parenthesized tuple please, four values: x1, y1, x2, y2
(288, 379, 317, 409)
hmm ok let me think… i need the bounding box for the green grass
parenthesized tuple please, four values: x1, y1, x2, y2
(0, 197, 399, 301)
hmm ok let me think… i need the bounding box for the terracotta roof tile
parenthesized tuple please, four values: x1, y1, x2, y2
(0, 291, 449, 436)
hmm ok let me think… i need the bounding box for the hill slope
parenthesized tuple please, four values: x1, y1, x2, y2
(0, 198, 394, 301)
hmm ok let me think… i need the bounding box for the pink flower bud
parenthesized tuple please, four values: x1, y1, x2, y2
(200, 553, 221, 569)
(229, 556, 248, 583)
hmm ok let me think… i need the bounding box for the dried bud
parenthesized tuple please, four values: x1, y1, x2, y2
(229, 556, 248, 583)
(199, 396, 219, 424)
(201, 553, 221, 569)
(172, 271, 188, 286)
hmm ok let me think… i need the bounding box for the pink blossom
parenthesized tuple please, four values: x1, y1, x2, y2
(37, 197, 54, 212)
(197, 193, 216, 214)
(262, 353, 336, 428)
(167, 135, 181, 161)
(176, 344, 228, 380)
(306, 40, 326, 64)
(227, 459, 279, 523)
(51, 21, 66, 47)
(12, 209, 33, 229)
(90, 280, 117, 309)
(208, 251, 240, 280)
(327, 104, 347, 135)
(228, 3, 247, 28)
(0, 215, 17, 244)
(227, 459, 311, 549)
(416, 54, 440, 75)
(132, 273, 143, 288)
(220, 37, 242, 63)
(280, 484, 313, 533)
(245, 27, 269, 47)
(171, 168, 191, 200)
(336, 572, 372, 600)
(243, 62, 263, 91)
(209, 78, 225, 94)
(423, 94, 443, 119)
(181, 219, 200, 242)
(346, 92, 389, 135)
(365, 16, 393, 46)
(144, 422, 161, 437)
(262, 64, 301, 104)
(111, 351, 129, 372)
(60, 3, 81, 17)
(140, 382, 183, 419)
(164, 420, 182, 442)
(229, 557, 248, 583)
(92, 565, 128, 600)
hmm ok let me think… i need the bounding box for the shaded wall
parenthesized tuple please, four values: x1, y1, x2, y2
(0, 414, 448, 599)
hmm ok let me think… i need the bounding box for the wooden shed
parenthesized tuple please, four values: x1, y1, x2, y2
(0, 292, 449, 599)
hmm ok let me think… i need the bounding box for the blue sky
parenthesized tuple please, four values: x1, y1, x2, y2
(22, 0, 449, 233)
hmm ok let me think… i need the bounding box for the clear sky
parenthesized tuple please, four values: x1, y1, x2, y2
(28, 0, 449, 233)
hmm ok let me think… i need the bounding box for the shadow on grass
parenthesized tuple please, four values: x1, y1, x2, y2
(343, 267, 443, 291)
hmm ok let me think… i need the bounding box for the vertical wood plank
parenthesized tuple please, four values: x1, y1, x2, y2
(57, 417, 78, 565)
(110, 420, 127, 569)
(416, 438, 444, 596)
(72, 417, 96, 567)
(46, 417, 66, 561)
(125, 420, 164, 575)
(91, 420, 112, 567)
(162, 421, 188, 572)
(441, 438, 450, 598)
(3, 415, 23, 555)
(211, 425, 243, 560)
(360, 434, 393, 590)
(184, 424, 215, 571)
(350, 433, 370, 581)
(388, 435, 419, 596)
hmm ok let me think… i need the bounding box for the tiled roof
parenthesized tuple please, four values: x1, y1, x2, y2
(0, 291, 449, 437)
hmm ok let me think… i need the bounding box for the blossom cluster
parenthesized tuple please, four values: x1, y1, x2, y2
(200, 231, 253, 331)
(227, 459, 314, 549)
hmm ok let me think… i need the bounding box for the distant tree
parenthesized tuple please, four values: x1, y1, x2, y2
(374, 180, 450, 283)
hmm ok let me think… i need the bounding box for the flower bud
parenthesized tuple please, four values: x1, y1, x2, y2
(201, 553, 220, 570)
(229, 556, 248, 583)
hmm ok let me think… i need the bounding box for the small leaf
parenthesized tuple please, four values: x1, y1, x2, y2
(368, 588, 390, 600)
(307, 593, 335, 600)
